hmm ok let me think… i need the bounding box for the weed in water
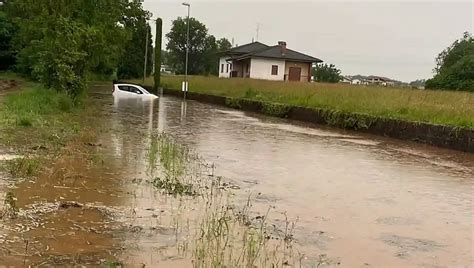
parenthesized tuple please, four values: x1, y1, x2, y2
(5, 156, 40, 178)
(1, 192, 19, 219)
(153, 176, 195, 196)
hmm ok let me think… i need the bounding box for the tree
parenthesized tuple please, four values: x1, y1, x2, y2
(154, 17, 162, 90)
(117, 21, 153, 79)
(166, 17, 210, 75)
(6, 0, 130, 98)
(312, 63, 341, 83)
(117, 1, 153, 79)
(426, 32, 474, 91)
(160, 50, 169, 65)
(0, 8, 15, 70)
(217, 38, 232, 52)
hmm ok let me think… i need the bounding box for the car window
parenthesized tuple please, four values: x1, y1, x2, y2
(118, 85, 130, 92)
(130, 86, 143, 94)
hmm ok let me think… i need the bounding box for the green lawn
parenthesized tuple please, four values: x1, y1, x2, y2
(136, 75, 474, 129)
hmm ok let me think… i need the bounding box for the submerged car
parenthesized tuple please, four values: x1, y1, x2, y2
(112, 83, 158, 100)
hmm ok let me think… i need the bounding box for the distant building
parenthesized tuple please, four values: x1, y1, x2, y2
(160, 65, 173, 74)
(340, 76, 352, 84)
(366, 76, 395, 86)
(218, 41, 322, 82)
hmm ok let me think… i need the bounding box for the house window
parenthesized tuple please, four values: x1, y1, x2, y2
(226, 64, 229, 73)
(271, 65, 278, 75)
(221, 64, 224, 73)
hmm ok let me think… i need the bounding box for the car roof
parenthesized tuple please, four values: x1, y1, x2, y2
(115, 83, 140, 87)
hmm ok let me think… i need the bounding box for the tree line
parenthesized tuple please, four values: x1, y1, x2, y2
(0, 0, 155, 99)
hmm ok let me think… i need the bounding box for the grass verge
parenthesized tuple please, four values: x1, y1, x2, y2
(0, 73, 97, 178)
(135, 75, 474, 129)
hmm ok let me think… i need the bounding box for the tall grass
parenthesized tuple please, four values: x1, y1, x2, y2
(0, 86, 76, 127)
(138, 75, 474, 128)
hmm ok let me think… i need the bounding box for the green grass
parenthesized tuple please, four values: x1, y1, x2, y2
(0, 73, 95, 162)
(0, 86, 75, 127)
(137, 75, 474, 129)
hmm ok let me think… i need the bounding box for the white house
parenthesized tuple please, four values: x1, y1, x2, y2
(218, 41, 322, 82)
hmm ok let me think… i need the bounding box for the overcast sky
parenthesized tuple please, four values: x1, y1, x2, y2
(142, 0, 473, 82)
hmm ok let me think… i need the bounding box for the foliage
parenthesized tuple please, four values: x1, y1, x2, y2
(312, 63, 341, 83)
(154, 18, 162, 90)
(160, 50, 169, 65)
(139, 75, 474, 128)
(117, 1, 153, 80)
(166, 17, 231, 75)
(261, 102, 291, 118)
(0, 8, 16, 70)
(426, 32, 474, 91)
(5, 0, 135, 98)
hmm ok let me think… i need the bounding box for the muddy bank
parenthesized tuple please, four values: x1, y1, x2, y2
(151, 87, 473, 153)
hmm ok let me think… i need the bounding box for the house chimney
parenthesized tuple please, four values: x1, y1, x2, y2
(278, 41, 287, 55)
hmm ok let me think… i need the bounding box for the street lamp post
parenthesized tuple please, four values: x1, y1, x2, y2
(182, 2, 190, 99)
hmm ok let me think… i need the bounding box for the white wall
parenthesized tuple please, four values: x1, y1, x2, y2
(218, 57, 232, 78)
(250, 58, 285, 81)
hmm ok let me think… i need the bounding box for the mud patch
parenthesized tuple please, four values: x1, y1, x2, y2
(380, 234, 444, 258)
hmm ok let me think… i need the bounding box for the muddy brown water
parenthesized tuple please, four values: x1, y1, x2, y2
(0, 85, 473, 267)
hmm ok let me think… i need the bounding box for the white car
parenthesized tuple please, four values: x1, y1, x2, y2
(113, 83, 158, 100)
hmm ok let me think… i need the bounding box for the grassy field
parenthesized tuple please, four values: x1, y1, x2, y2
(138, 75, 474, 129)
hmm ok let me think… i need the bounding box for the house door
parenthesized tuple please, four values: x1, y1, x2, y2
(288, 67, 301, 81)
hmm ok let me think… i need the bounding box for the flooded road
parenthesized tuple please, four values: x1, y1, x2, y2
(1, 85, 473, 267)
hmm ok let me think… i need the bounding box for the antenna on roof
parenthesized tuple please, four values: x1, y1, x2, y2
(231, 37, 234, 47)
(252, 37, 254, 42)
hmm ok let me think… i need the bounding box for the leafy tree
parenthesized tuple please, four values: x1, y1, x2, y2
(117, 21, 153, 79)
(0, 8, 15, 70)
(117, 1, 153, 79)
(426, 32, 474, 91)
(312, 63, 341, 83)
(166, 17, 210, 75)
(6, 0, 129, 98)
(160, 50, 169, 65)
(217, 38, 232, 52)
(204, 37, 232, 75)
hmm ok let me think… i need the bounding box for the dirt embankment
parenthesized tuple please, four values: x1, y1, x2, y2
(151, 87, 473, 153)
